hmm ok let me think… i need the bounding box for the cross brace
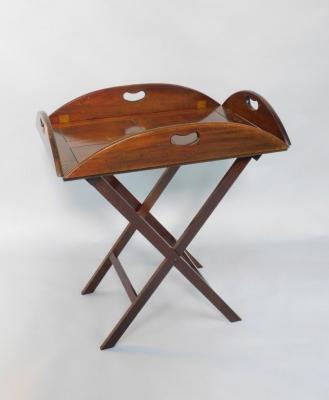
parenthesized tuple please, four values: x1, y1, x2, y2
(81, 166, 202, 295)
(83, 157, 251, 349)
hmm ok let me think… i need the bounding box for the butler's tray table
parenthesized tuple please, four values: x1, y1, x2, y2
(37, 83, 290, 350)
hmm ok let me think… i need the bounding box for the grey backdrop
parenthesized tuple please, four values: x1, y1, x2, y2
(0, 0, 328, 399)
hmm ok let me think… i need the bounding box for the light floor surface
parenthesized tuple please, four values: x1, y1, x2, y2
(1, 237, 328, 400)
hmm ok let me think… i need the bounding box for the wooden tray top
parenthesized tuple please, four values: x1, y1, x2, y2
(37, 84, 290, 180)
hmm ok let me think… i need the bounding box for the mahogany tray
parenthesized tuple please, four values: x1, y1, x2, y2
(37, 84, 290, 180)
(37, 84, 290, 350)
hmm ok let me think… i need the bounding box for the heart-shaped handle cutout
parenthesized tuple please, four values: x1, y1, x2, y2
(246, 96, 259, 111)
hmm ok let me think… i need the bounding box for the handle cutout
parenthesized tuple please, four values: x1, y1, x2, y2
(123, 90, 145, 102)
(171, 132, 199, 146)
(39, 118, 47, 134)
(246, 96, 259, 111)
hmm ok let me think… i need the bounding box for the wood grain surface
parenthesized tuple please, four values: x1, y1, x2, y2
(37, 84, 290, 179)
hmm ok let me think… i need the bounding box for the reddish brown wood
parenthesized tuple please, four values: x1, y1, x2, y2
(37, 84, 290, 180)
(222, 90, 290, 145)
(67, 121, 285, 180)
(37, 111, 77, 176)
(50, 83, 220, 124)
(81, 167, 178, 294)
(81, 166, 203, 295)
(37, 83, 290, 350)
(109, 253, 137, 302)
(102, 175, 204, 268)
(36, 111, 63, 176)
(88, 158, 250, 349)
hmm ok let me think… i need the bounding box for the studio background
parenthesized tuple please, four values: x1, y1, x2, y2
(0, 1, 328, 399)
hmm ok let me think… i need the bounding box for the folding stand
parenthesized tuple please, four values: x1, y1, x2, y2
(37, 83, 290, 349)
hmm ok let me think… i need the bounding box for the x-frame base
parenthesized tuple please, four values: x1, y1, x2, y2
(83, 157, 251, 349)
(81, 165, 203, 295)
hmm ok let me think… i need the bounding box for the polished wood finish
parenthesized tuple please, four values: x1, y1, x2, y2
(88, 158, 249, 349)
(50, 84, 219, 124)
(81, 166, 203, 295)
(109, 253, 137, 302)
(38, 84, 289, 180)
(37, 83, 290, 349)
(222, 91, 290, 145)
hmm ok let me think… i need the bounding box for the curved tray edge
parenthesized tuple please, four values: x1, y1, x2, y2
(64, 121, 288, 180)
(36, 111, 63, 176)
(49, 83, 220, 125)
(223, 91, 291, 146)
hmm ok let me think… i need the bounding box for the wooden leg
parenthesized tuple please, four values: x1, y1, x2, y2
(81, 224, 135, 294)
(82, 166, 203, 295)
(110, 253, 137, 302)
(102, 175, 205, 270)
(100, 258, 173, 350)
(89, 158, 251, 349)
(174, 258, 241, 322)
